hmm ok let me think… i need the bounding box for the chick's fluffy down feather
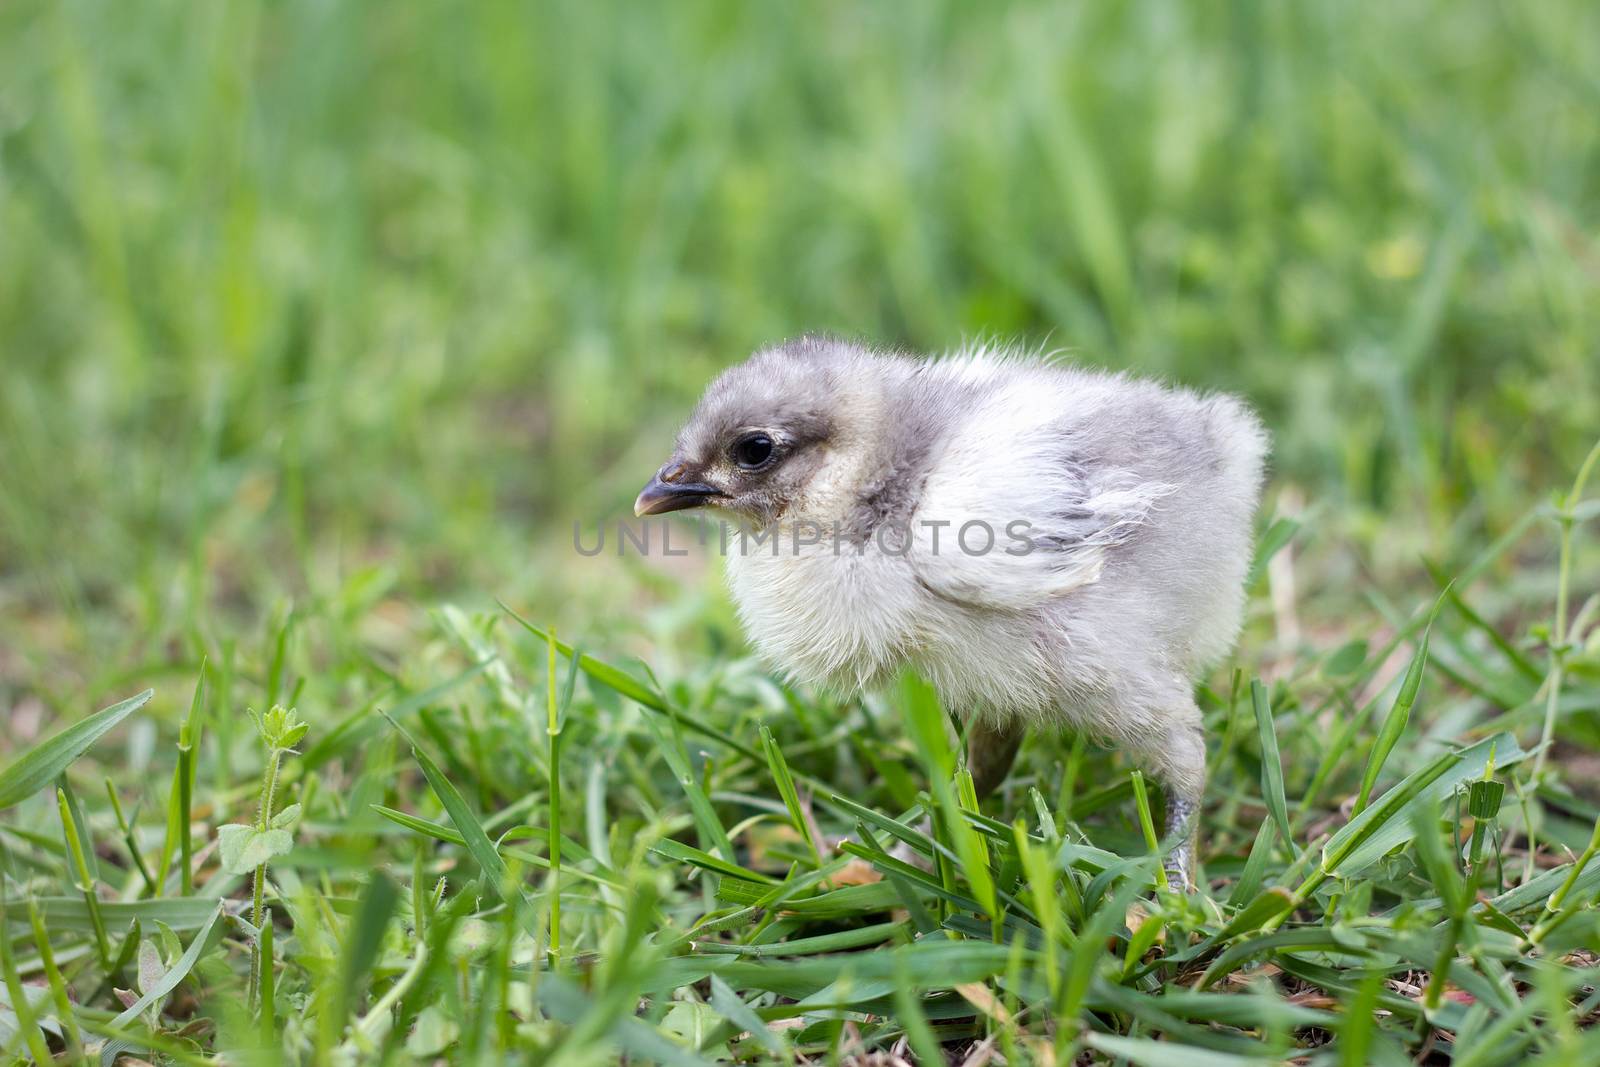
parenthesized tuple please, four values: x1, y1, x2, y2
(718, 341, 1267, 791)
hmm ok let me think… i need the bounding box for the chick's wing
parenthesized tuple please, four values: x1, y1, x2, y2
(906, 388, 1173, 613)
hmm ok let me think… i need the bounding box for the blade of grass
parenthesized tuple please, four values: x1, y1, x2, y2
(1302, 734, 1523, 904)
(545, 627, 574, 962)
(0, 896, 55, 1065)
(0, 689, 152, 809)
(385, 714, 509, 887)
(177, 666, 204, 896)
(101, 902, 225, 1064)
(1012, 821, 1062, 1002)
(900, 674, 997, 921)
(57, 775, 98, 882)
(319, 870, 399, 1056)
(854, 823, 939, 934)
(500, 604, 766, 765)
(5, 896, 221, 932)
(1129, 770, 1167, 890)
(1085, 1031, 1263, 1066)
(1427, 563, 1542, 683)
(157, 758, 185, 897)
(651, 838, 777, 885)
(383, 713, 540, 939)
(1250, 680, 1295, 853)
(1225, 821, 1276, 909)
(259, 911, 275, 1044)
(104, 778, 157, 894)
(761, 725, 821, 867)
(709, 974, 787, 1057)
(893, 957, 946, 1067)
(300, 658, 497, 771)
(371, 806, 626, 894)
(1355, 588, 1446, 814)
(26, 898, 83, 1058)
(641, 711, 736, 863)
(57, 785, 111, 966)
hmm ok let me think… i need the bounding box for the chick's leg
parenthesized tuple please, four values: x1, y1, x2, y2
(966, 718, 1025, 799)
(1142, 716, 1206, 889)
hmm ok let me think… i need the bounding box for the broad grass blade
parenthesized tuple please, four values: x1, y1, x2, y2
(0, 690, 152, 809)
(1225, 820, 1276, 909)
(7, 896, 220, 933)
(1086, 1030, 1265, 1065)
(1324, 734, 1522, 879)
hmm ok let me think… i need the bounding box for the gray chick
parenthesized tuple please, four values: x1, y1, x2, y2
(635, 336, 1267, 885)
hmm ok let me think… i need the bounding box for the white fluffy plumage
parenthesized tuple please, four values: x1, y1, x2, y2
(636, 336, 1268, 882)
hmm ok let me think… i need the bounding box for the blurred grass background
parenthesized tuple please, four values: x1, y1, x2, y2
(2, 0, 1598, 703)
(4, 3, 1600, 1062)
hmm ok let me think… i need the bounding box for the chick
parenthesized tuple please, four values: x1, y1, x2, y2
(635, 337, 1267, 885)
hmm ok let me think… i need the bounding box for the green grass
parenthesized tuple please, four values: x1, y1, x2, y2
(3, 0, 1600, 1063)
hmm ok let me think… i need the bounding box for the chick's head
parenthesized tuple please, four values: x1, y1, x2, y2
(635, 341, 873, 526)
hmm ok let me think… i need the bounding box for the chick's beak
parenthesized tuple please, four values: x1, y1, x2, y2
(633, 461, 724, 517)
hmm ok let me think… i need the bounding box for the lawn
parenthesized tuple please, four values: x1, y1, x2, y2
(2, 0, 1599, 1063)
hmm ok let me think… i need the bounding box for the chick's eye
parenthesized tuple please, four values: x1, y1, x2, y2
(732, 433, 775, 469)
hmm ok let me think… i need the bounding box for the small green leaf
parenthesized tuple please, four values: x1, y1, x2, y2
(1248, 515, 1300, 588)
(136, 940, 167, 998)
(217, 825, 293, 876)
(254, 705, 309, 752)
(1325, 639, 1369, 677)
(406, 1005, 460, 1057)
(156, 921, 182, 963)
(269, 803, 302, 830)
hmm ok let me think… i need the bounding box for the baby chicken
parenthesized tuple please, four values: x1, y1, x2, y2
(635, 337, 1267, 884)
